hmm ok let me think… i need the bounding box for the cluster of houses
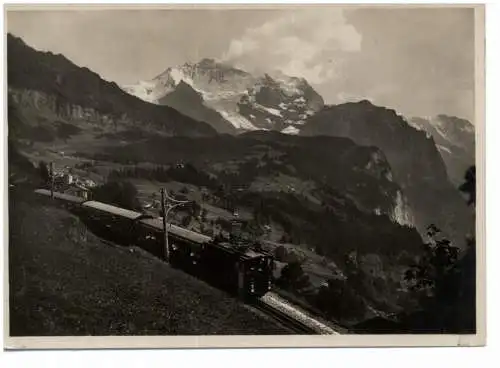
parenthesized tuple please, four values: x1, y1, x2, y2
(51, 168, 97, 200)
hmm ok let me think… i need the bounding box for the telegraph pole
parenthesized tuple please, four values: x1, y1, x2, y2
(160, 188, 192, 263)
(160, 188, 169, 262)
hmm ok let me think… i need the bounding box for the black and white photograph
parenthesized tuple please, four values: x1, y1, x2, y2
(3, 3, 485, 349)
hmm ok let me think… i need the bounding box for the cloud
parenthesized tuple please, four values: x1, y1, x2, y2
(221, 9, 362, 83)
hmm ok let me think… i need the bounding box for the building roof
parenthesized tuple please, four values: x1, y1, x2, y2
(139, 217, 212, 244)
(214, 241, 265, 259)
(34, 188, 86, 204)
(72, 183, 90, 191)
(82, 201, 145, 220)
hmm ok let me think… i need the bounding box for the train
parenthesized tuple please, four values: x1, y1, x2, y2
(34, 189, 274, 299)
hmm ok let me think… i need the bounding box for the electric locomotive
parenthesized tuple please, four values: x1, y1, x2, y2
(135, 217, 274, 298)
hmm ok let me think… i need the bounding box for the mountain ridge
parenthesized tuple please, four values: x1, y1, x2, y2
(7, 33, 217, 138)
(300, 100, 474, 246)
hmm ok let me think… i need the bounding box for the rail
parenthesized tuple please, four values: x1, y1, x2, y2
(249, 299, 318, 334)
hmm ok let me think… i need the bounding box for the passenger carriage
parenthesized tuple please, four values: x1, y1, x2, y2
(79, 201, 146, 245)
(135, 217, 211, 264)
(34, 189, 86, 210)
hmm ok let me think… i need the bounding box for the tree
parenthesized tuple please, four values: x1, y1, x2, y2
(287, 251, 300, 264)
(459, 166, 476, 206)
(278, 261, 311, 290)
(190, 201, 201, 217)
(404, 225, 460, 304)
(200, 208, 208, 222)
(402, 165, 476, 333)
(92, 180, 142, 211)
(38, 160, 50, 184)
(181, 214, 191, 227)
(456, 165, 476, 332)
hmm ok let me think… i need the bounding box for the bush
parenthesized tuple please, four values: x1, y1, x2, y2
(315, 279, 367, 321)
(278, 261, 311, 291)
(181, 215, 191, 227)
(274, 245, 287, 262)
(56, 121, 82, 141)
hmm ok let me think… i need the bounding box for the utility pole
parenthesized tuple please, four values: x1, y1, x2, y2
(160, 188, 168, 261)
(160, 188, 192, 263)
(50, 162, 55, 200)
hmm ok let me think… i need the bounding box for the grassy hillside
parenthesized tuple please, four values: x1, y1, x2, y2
(8, 188, 289, 336)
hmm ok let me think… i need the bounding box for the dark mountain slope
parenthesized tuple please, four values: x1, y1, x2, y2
(158, 81, 237, 134)
(7, 34, 216, 138)
(301, 101, 473, 246)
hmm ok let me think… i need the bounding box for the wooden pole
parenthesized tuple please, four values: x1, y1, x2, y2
(160, 188, 191, 263)
(160, 188, 170, 262)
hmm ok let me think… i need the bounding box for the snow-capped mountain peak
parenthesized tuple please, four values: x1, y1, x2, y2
(121, 59, 324, 133)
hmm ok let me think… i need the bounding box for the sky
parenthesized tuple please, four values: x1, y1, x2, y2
(6, 6, 476, 122)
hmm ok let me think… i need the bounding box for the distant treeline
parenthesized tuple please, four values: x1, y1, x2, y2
(108, 164, 220, 191)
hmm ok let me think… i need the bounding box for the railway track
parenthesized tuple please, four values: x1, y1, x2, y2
(249, 300, 319, 334)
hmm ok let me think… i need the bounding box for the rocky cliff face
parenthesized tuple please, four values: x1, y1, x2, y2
(7, 34, 216, 138)
(409, 115, 475, 186)
(10, 88, 124, 128)
(301, 100, 473, 246)
(122, 59, 324, 134)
